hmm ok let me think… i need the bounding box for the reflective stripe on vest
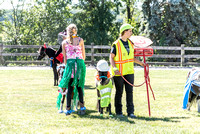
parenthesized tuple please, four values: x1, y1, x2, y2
(111, 39, 134, 76)
(101, 95, 110, 100)
(100, 87, 112, 95)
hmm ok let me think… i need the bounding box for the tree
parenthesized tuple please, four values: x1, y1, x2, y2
(0, 0, 26, 45)
(0, 9, 5, 41)
(141, 0, 200, 46)
(121, 0, 136, 21)
(1, 0, 72, 62)
(34, 0, 72, 45)
(71, 0, 121, 45)
(2, 0, 72, 45)
(119, 0, 143, 36)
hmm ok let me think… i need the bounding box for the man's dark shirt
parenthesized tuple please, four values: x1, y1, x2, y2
(110, 39, 130, 55)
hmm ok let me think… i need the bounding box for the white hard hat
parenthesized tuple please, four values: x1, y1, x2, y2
(96, 60, 110, 72)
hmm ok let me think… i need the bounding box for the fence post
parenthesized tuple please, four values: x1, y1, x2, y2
(46, 58, 49, 66)
(0, 43, 4, 65)
(91, 43, 94, 65)
(181, 44, 185, 66)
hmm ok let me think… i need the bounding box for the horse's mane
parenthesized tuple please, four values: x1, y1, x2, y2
(40, 46, 56, 57)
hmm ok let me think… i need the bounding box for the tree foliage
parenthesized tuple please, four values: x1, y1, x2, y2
(71, 0, 121, 45)
(1, 0, 199, 48)
(141, 0, 200, 46)
(120, 0, 141, 36)
(0, 9, 5, 41)
(1, 0, 71, 45)
(121, 0, 136, 21)
(33, 0, 72, 45)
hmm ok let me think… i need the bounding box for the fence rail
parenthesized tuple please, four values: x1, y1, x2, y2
(0, 43, 200, 66)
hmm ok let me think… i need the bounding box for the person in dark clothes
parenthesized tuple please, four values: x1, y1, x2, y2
(110, 24, 145, 118)
(51, 31, 67, 62)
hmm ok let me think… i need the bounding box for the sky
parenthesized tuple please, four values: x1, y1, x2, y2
(0, 0, 34, 9)
(0, 0, 79, 9)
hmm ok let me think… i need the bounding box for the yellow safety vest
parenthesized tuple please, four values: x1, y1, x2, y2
(97, 79, 113, 107)
(111, 39, 134, 76)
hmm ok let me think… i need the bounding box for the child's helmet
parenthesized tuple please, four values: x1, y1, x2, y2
(97, 60, 110, 72)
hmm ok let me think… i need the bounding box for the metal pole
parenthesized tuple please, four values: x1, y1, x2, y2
(143, 49, 151, 117)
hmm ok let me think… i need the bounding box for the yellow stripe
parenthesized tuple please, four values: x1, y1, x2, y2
(115, 59, 134, 64)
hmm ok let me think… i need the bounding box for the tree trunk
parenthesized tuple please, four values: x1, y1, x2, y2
(126, 0, 131, 20)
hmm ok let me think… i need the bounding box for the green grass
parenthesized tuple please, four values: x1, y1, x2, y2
(0, 68, 200, 133)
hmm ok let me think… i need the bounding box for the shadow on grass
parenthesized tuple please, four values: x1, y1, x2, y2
(136, 116, 189, 122)
(84, 85, 96, 90)
(73, 109, 135, 124)
(186, 111, 200, 117)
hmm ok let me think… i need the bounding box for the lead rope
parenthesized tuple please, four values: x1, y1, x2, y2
(110, 64, 155, 100)
(144, 64, 155, 100)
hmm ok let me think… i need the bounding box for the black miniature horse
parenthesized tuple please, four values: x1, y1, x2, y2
(37, 44, 63, 86)
(96, 71, 112, 117)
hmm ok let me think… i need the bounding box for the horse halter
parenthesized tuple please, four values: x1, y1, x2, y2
(38, 46, 47, 59)
(96, 71, 111, 81)
(41, 51, 46, 58)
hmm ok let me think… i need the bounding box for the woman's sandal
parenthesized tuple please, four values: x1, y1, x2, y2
(65, 110, 72, 115)
(58, 110, 63, 113)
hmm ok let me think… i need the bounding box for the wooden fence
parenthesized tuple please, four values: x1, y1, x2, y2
(0, 43, 200, 66)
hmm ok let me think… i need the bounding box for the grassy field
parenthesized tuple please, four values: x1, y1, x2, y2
(0, 67, 200, 134)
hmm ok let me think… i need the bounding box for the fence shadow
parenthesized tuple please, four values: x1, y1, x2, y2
(84, 85, 96, 90)
(136, 116, 189, 123)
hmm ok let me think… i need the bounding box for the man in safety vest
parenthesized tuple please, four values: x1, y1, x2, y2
(110, 23, 145, 118)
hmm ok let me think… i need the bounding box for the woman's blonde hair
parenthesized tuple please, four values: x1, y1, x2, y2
(66, 24, 78, 44)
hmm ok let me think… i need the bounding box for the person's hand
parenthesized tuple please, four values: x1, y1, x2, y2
(114, 70, 121, 75)
(50, 57, 54, 61)
(140, 62, 147, 67)
(143, 62, 147, 67)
